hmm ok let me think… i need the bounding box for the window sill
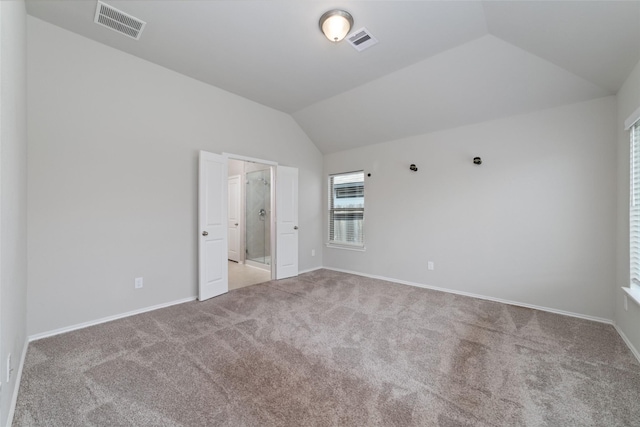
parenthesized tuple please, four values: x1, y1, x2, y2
(623, 285, 640, 307)
(326, 243, 366, 252)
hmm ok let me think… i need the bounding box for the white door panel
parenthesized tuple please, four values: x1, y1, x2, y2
(199, 151, 228, 301)
(276, 166, 298, 279)
(227, 175, 241, 262)
(205, 239, 224, 282)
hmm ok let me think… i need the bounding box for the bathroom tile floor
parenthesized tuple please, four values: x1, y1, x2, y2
(228, 261, 271, 290)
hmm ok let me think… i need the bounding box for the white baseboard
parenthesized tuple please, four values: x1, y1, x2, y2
(613, 323, 640, 364)
(6, 338, 29, 427)
(29, 296, 197, 342)
(323, 267, 614, 325)
(298, 266, 323, 275)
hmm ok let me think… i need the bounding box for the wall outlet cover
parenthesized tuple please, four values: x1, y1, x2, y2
(135, 277, 143, 289)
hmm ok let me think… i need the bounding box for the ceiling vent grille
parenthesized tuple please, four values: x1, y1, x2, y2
(94, 1, 146, 40)
(347, 28, 378, 52)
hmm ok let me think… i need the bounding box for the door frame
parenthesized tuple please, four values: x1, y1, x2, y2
(227, 174, 242, 263)
(224, 153, 277, 280)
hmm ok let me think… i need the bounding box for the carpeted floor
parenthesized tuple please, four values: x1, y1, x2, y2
(13, 269, 640, 426)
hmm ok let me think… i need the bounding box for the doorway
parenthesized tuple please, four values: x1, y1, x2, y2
(198, 150, 298, 301)
(227, 158, 274, 290)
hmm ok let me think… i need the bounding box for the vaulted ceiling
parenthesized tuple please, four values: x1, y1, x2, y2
(26, 1, 640, 153)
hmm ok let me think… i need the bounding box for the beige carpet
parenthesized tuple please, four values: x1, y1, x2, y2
(13, 269, 640, 426)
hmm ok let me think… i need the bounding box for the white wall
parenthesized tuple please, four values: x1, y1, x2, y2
(0, 1, 28, 425)
(615, 59, 640, 354)
(27, 17, 323, 336)
(324, 97, 617, 320)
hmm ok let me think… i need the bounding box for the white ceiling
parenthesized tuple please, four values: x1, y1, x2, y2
(25, 1, 640, 154)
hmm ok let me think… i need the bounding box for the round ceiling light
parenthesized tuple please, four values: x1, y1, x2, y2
(319, 9, 354, 43)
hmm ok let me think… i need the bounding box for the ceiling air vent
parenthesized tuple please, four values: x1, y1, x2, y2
(94, 1, 146, 40)
(347, 28, 378, 52)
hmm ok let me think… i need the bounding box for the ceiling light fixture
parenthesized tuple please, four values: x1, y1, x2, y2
(319, 9, 354, 43)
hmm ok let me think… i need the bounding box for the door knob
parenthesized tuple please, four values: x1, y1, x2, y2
(235, 223, 238, 226)
(202, 231, 208, 236)
(294, 226, 299, 230)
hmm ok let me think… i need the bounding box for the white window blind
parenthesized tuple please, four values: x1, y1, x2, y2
(328, 171, 364, 247)
(631, 121, 640, 286)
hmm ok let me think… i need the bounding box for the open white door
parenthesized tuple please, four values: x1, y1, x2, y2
(198, 151, 228, 301)
(276, 166, 299, 279)
(227, 175, 241, 262)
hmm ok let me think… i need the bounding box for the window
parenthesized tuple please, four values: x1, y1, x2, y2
(631, 121, 640, 287)
(328, 171, 364, 247)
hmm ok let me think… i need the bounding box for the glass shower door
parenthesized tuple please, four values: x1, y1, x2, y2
(245, 169, 271, 267)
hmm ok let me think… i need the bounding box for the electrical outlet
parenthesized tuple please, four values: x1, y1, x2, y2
(135, 277, 143, 289)
(6, 354, 12, 382)
(311, 249, 315, 257)
(428, 261, 434, 271)
(625, 295, 628, 311)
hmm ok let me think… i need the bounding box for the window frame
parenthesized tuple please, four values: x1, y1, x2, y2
(327, 171, 365, 250)
(631, 120, 640, 289)
(626, 117, 640, 308)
